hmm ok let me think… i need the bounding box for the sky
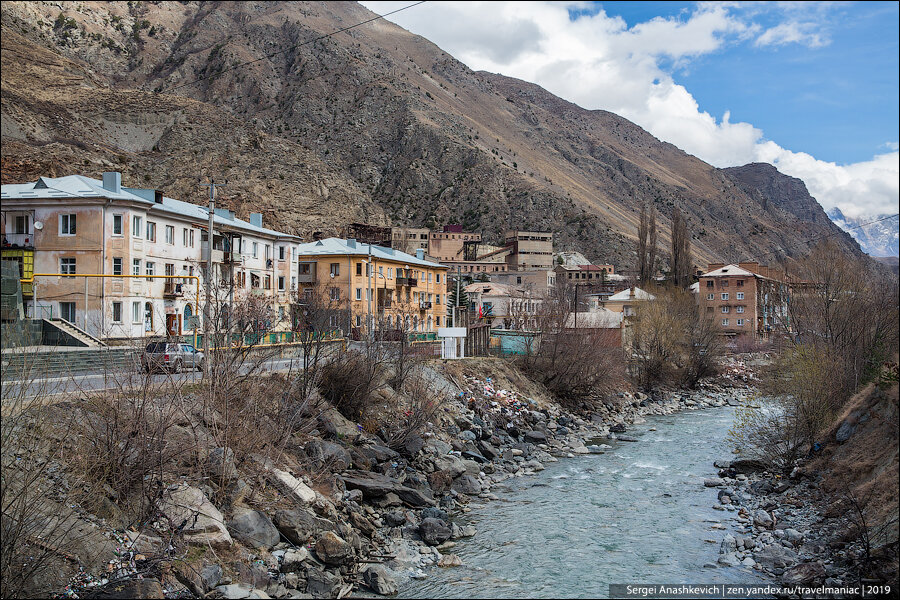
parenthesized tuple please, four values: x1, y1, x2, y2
(361, 1, 900, 220)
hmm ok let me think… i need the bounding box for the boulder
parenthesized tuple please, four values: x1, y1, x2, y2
(304, 440, 352, 471)
(781, 561, 826, 586)
(433, 455, 467, 478)
(314, 531, 352, 565)
(273, 509, 336, 545)
(362, 565, 399, 596)
(358, 444, 400, 463)
(524, 430, 547, 443)
(754, 544, 798, 569)
(437, 553, 462, 567)
(200, 564, 224, 592)
(340, 470, 435, 507)
(462, 451, 488, 464)
(281, 548, 310, 572)
(157, 484, 232, 548)
(717, 553, 741, 567)
(704, 479, 724, 488)
(305, 567, 342, 598)
(835, 421, 856, 443)
(720, 534, 737, 555)
(268, 469, 316, 505)
(754, 509, 774, 529)
(730, 459, 767, 474)
(207, 447, 238, 481)
(228, 508, 280, 550)
(451, 474, 482, 496)
(401, 434, 425, 458)
(209, 584, 270, 599)
(419, 517, 452, 546)
(783, 528, 804, 545)
(421, 507, 450, 523)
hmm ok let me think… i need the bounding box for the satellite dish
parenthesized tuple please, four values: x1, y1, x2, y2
(34, 221, 43, 230)
(330, 273, 335, 278)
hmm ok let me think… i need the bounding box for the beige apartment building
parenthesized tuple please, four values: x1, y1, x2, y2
(696, 262, 791, 339)
(506, 230, 554, 271)
(1, 173, 300, 341)
(295, 238, 448, 337)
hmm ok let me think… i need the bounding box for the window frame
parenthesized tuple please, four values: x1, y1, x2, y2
(112, 214, 123, 236)
(59, 214, 77, 236)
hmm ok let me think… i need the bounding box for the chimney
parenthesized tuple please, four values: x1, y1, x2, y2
(250, 213, 263, 228)
(738, 261, 759, 274)
(416, 248, 425, 260)
(154, 190, 163, 204)
(102, 172, 121, 193)
(708, 263, 725, 272)
(347, 238, 356, 249)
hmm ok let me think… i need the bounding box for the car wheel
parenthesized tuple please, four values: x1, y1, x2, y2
(173, 359, 183, 374)
(197, 358, 206, 372)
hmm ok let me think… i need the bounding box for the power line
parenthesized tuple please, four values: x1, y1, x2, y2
(164, 1, 426, 94)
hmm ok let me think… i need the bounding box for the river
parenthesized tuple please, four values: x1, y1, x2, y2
(401, 406, 772, 598)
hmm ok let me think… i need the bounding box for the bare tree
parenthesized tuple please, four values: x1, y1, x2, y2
(637, 203, 658, 285)
(670, 208, 692, 288)
(291, 283, 347, 401)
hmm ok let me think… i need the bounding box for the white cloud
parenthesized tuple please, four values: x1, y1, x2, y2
(362, 1, 898, 220)
(755, 21, 828, 48)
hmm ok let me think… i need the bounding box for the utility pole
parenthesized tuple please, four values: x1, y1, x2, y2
(454, 265, 461, 327)
(199, 177, 226, 377)
(366, 242, 372, 342)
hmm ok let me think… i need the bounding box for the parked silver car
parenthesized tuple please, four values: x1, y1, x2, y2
(141, 341, 205, 373)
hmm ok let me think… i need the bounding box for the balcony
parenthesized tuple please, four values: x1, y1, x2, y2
(396, 277, 409, 287)
(3, 232, 35, 248)
(378, 300, 393, 310)
(164, 280, 185, 298)
(419, 301, 432, 310)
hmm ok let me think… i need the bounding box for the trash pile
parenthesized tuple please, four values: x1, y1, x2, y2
(719, 356, 757, 383)
(57, 531, 166, 599)
(458, 376, 536, 417)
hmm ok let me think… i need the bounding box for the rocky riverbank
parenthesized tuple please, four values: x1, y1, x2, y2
(38, 358, 758, 599)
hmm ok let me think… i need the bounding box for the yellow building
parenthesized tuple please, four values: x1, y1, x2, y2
(296, 238, 449, 337)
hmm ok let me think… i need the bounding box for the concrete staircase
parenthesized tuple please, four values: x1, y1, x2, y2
(44, 318, 106, 347)
(1, 346, 139, 381)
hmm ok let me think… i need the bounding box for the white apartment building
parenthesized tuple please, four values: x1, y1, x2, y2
(1, 172, 300, 341)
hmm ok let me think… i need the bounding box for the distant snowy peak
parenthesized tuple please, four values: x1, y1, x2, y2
(827, 208, 899, 257)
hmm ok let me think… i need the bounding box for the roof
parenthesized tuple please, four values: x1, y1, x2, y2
(565, 308, 624, 329)
(607, 286, 656, 301)
(1, 174, 298, 240)
(295, 238, 447, 269)
(701, 264, 756, 278)
(463, 282, 526, 297)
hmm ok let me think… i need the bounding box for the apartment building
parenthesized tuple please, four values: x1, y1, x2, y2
(505, 230, 554, 271)
(390, 226, 430, 255)
(295, 238, 448, 337)
(464, 281, 542, 330)
(696, 262, 791, 339)
(1, 172, 300, 341)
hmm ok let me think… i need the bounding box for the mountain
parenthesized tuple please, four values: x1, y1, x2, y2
(0, 1, 867, 270)
(827, 207, 899, 258)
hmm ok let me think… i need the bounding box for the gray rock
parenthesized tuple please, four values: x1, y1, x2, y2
(419, 517, 451, 546)
(524, 430, 547, 443)
(718, 552, 741, 567)
(362, 565, 398, 596)
(340, 470, 435, 507)
(200, 564, 224, 592)
(305, 567, 342, 599)
(720, 534, 737, 555)
(281, 548, 309, 572)
(211, 584, 270, 599)
(451, 474, 482, 496)
(314, 531, 352, 565)
(783, 528, 804, 545)
(782, 561, 826, 586)
(208, 447, 237, 481)
(273, 509, 336, 546)
(157, 483, 232, 548)
(754, 544, 798, 569)
(835, 421, 856, 443)
(459, 430, 477, 441)
(704, 479, 724, 488)
(304, 440, 351, 471)
(433, 455, 468, 478)
(421, 507, 449, 523)
(228, 508, 280, 550)
(754, 509, 774, 529)
(402, 434, 425, 458)
(90, 578, 166, 599)
(358, 444, 400, 463)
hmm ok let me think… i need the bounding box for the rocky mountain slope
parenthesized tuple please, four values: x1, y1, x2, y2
(827, 207, 899, 258)
(0, 1, 865, 269)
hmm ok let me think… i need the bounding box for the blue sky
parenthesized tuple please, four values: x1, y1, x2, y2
(364, 1, 899, 218)
(587, 1, 899, 165)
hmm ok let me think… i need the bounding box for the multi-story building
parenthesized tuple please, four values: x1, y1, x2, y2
(390, 226, 430, 255)
(696, 262, 791, 339)
(464, 281, 542, 330)
(490, 269, 556, 292)
(295, 238, 448, 337)
(505, 230, 554, 271)
(1, 172, 300, 341)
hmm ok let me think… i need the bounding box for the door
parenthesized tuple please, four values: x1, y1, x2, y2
(60, 302, 76, 323)
(144, 302, 153, 333)
(166, 314, 178, 337)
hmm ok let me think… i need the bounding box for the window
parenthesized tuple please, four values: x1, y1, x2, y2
(279, 246, 286, 261)
(15, 215, 29, 234)
(706, 280, 714, 288)
(356, 315, 362, 327)
(721, 293, 729, 300)
(164, 225, 174, 244)
(146, 261, 155, 281)
(60, 257, 76, 276)
(133, 216, 142, 238)
(278, 276, 285, 291)
(736, 319, 745, 326)
(436, 273, 441, 283)
(722, 318, 729, 326)
(706, 306, 714, 313)
(329, 314, 340, 327)
(330, 263, 340, 277)
(237, 271, 246, 288)
(252, 242, 258, 258)
(132, 301, 141, 323)
(113, 214, 123, 236)
(265, 244, 271, 260)
(189, 230, 195, 247)
(721, 306, 730, 314)
(357, 262, 363, 276)
(60, 302, 76, 323)
(330, 287, 340, 301)
(250, 273, 260, 289)
(388, 268, 393, 279)
(165, 263, 174, 277)
(706, 294, 714, 301)
(436, 294, 441, 305)
(736, 306, 745, 314)
(264, 275, 271, 290)
(60, 214, 76, 236)
(133, 258, 141, 276)
(112, 257, 123, 276)
(183, 228, 189, 246)
(737, 280, 745, 287)
(112, 301, 122, 323)
(428, 273, 432, 283)
(146, 221, 156, 242)
(299, 264, 311, 275)
(356, 288, 362, 301)
(736, 292, 744, 300)
(291, 276, 296, 290)
(720, 280, 729, 287)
